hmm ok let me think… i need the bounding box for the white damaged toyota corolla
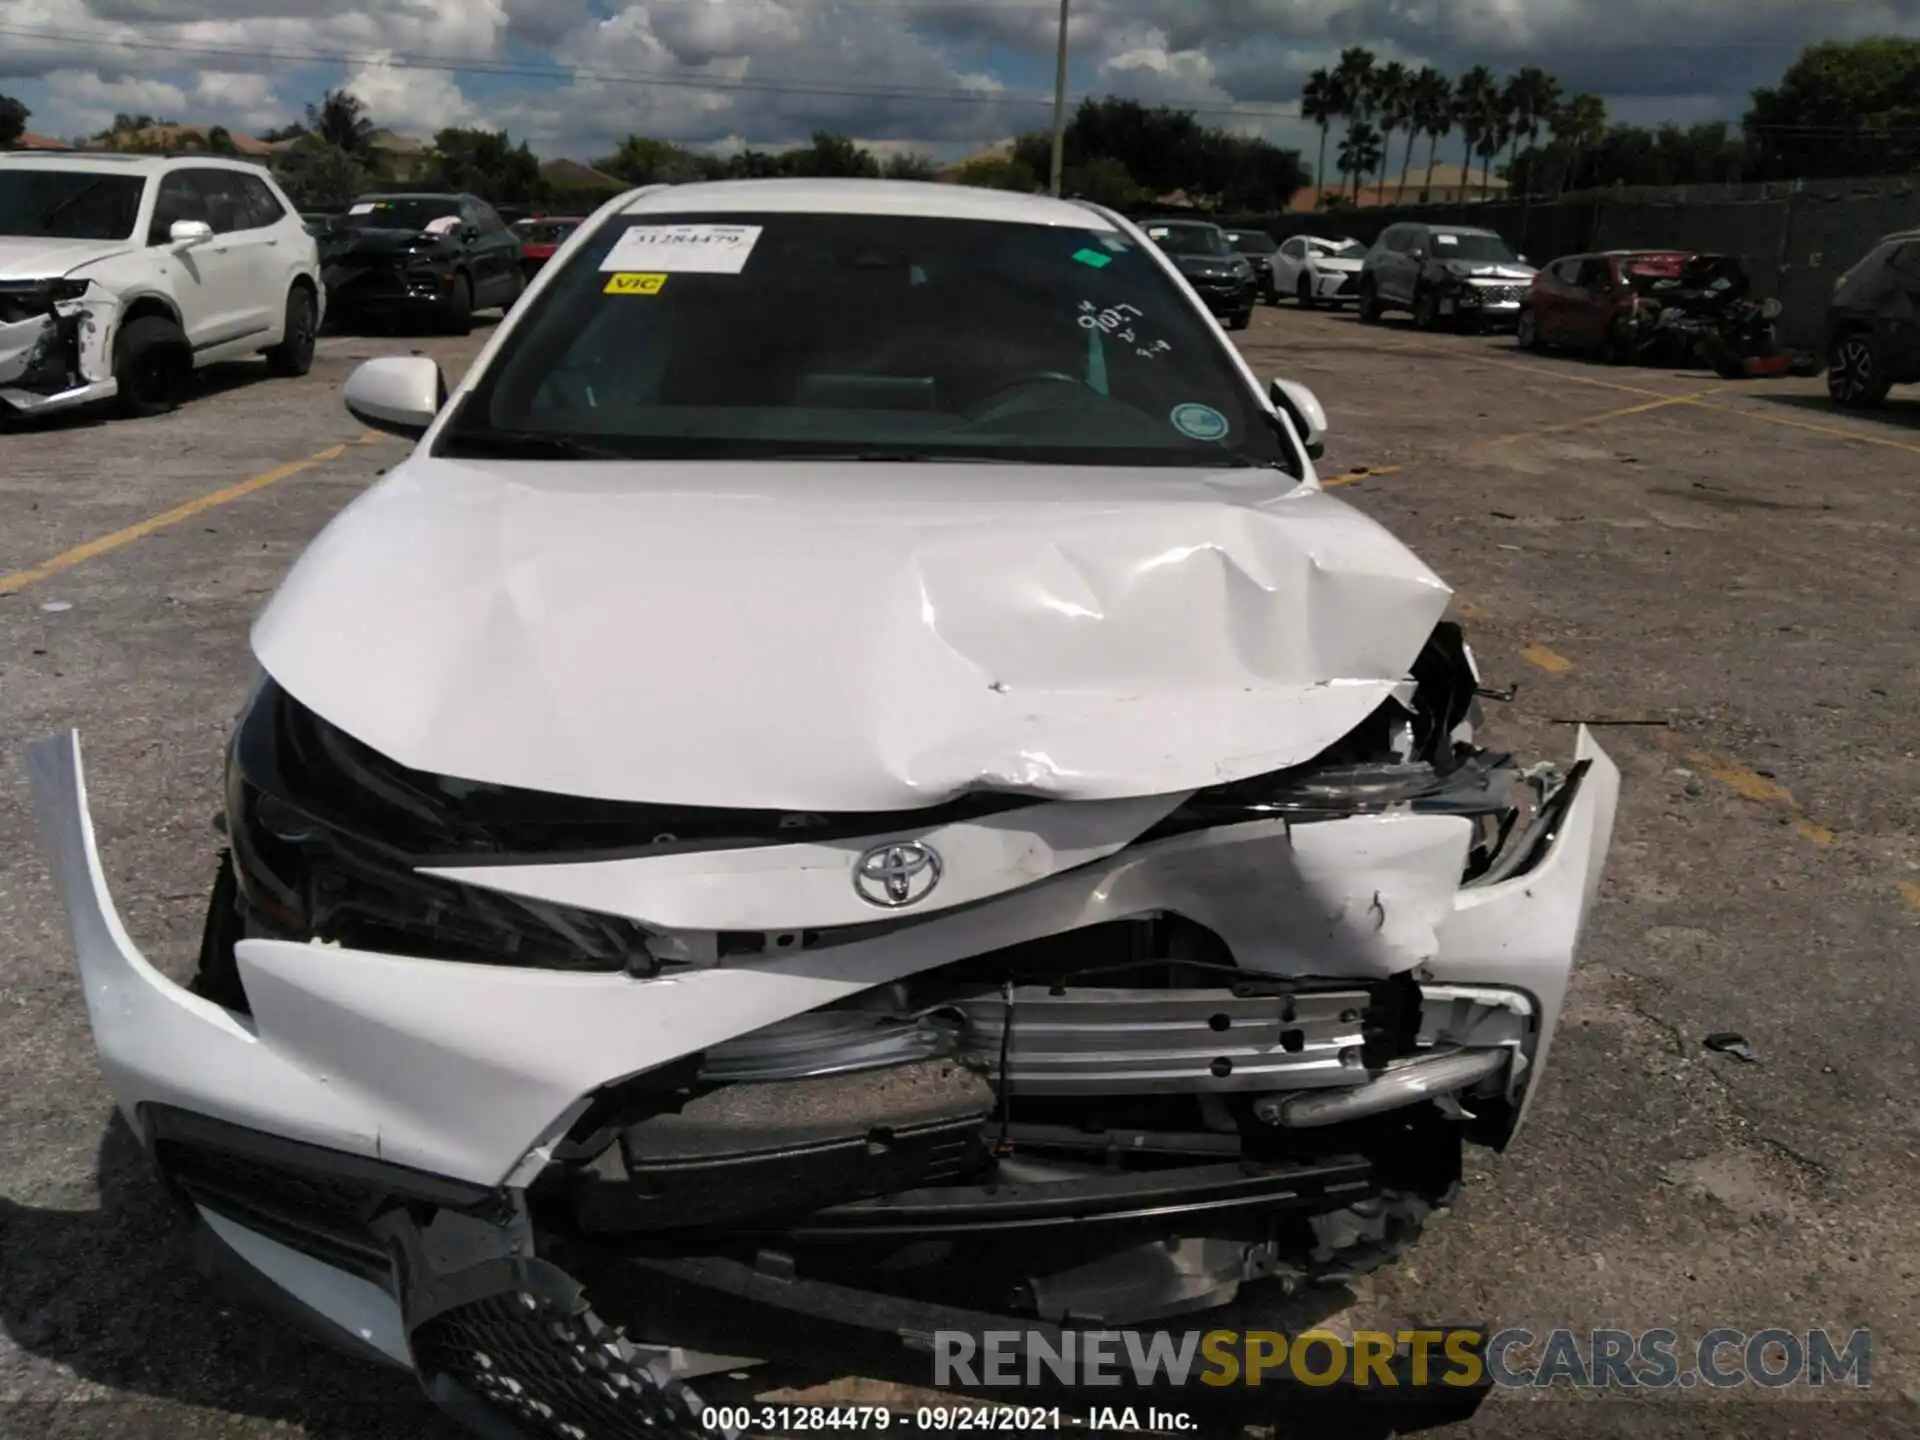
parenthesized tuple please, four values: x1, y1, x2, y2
(28, 179, 1618, 1437)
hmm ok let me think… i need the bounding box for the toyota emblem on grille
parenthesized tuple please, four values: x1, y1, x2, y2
(853, 841, 943, 908)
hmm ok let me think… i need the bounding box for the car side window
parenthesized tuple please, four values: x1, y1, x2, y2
(476, 202, 507, 234)
(1886, 242, 1920, 283)
(1281, 238, 1302, 259)
(1575, 258, 1606, 288)
(147, 172, 206, 244)
(239, 174, 287, 229)
(187, 169, 252, 235)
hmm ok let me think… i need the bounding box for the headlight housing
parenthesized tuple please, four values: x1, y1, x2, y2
(0, 277, 89, 323)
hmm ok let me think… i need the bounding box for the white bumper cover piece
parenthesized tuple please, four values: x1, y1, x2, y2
(27, 725, 1617, 1191)
(0, 286, 118, 415)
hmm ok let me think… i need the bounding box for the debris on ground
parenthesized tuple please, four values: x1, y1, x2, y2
(1703, 1032, 1760, 1063)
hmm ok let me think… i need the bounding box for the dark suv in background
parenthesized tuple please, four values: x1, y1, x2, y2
(317, 192, 523, 334)
(1139, 217, 1258, 329)
(1826, 229, 1920, 408)
(1359, 222, 1535, 332)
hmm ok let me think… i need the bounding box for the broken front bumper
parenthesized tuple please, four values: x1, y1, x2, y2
(26, 726, 1616, 1412)
(0, 283, 119, 417)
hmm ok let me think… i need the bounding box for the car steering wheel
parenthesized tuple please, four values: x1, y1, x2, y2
(963, 370, 1088, 425)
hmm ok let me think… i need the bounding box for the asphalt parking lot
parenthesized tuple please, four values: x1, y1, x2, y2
(1, 302, 1917, 1440)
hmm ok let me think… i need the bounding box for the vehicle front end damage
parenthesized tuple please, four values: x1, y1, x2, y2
(26, 480, 1618, 1438)
(0, 277, 118, 417)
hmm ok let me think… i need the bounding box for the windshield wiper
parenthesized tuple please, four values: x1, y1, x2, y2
(437, 430, 629, 460)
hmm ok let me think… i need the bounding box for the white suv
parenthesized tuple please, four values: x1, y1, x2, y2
(0, 152, 323, 420)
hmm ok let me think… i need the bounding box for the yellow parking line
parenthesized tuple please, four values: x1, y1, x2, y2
(1691, 397, 1920, 459)
(0, 434, 380, 598)
(1520, 644, 1574, 673)
(1482, 387, 1728, 448)
(1323, 465, 1402, 487)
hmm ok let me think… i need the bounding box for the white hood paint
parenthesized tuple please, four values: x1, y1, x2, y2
(251, 459, 1453, 811)
(0, 236, 135, 280)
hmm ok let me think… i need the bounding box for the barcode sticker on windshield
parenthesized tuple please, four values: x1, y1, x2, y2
(599, 224, 763, 274)
(1435, 234, 1459, 245)
(347, 203, 375, 215)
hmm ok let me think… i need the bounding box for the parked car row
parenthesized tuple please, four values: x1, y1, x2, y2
(0, 151, 553, 424)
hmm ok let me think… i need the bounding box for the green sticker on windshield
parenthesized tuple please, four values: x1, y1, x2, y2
(1071, 247, 1112, 268)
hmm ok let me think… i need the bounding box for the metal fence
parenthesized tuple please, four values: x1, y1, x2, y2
(1203, 175, 1920, 352)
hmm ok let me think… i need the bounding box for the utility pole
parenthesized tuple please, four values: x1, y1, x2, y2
(1048, 0, 1070, 195)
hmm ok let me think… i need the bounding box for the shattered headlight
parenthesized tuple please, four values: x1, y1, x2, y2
(0, 277, 90, 324)
(223, 680, 662, 975)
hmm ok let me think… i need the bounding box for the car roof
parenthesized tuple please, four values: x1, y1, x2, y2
(1425, 224, 1499, 237)
(0, 151, 272, 176)
(1136, 215, 1220, 228)
(354, 192, 468, 201)
(618, 178, 1117, 229)
(1298, 234, 1359, 244)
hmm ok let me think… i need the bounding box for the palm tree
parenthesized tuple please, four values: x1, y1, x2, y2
(1476, 111, 1511, 201)
(1503, 67, 1563, 197)
(1452, 66, 1498, 201)
(1552, 91, 1607, 196)
(1301, 69, 1339, 194)
(1337, 122, 1384, 196)
(1411, 67, 1453, 201)
(1333, 46, 1377, 200)
(1373, 61, 1413, 202)
(306, 89, 375, 158)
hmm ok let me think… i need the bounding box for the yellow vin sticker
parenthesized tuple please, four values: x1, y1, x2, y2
(604, 272, 668, 295)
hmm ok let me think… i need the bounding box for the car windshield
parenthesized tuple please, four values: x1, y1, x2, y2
(1143, 222, 1232, 257)
(0, 169, 144, 241)
(441, 210, 1293, 472)
(516, 220, 579, 245)
(1430, 232, 1518, 263)
(340, 197, 462, 231)
(1225, 231, 1276, 255)
(1308, 239, 1363, 258)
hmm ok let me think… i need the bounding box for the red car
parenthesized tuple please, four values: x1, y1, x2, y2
(1518, 249, 1688, 362)
(512, 216, 585, 278)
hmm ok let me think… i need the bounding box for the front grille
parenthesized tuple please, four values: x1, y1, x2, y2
(1324, 274, 1353, 295)
(1474, 283, 1524, 305)
(411, 1287, 710, 1440)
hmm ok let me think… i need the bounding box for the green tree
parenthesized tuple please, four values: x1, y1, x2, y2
(956, 154, 1038, 191)
(1375, 61, 1416, 200)
(272, 139, 375, 210)
(207, 125, 237, 155)
(1502, 67, 1561, 188)
(1745, 37, 1920, 178)
(1062, 154, 1143, 207)
(779, 132, 880, 177)
(1337, 121, 1384, 195)
(1300, 68, 1338, 191)
(1550, 91, 1606, 194)
(306, 89, 375, 158)
(0, 92, 28, 147)
(881, 151, 937, 180)
(1410, 67, 1453, 202)
(429, 127, 547, 204)
(260, 121, 307, 144)
(1452, 66, 1498, 200)
(1332, 46, 1377, 199)
(595, 135, 718, 186)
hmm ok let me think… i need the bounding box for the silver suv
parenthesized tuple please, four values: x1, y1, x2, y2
(1358, 222, 1536, 333)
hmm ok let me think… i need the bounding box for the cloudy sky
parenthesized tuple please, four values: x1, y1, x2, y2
(0, 0, 1911, 167)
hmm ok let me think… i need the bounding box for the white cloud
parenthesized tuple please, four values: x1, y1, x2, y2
(2, 0, 1918, 159)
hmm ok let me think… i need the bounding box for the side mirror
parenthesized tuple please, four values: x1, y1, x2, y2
(1409, 247, 1425, 262)
(170, 220, 214, 247)
(344, 356, 447, 439)
(1269, 377, 1327, 462)
(1519, 253, 1531, 265)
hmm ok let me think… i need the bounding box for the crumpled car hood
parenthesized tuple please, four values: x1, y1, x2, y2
(0, 236, 134, 281)
(1442, 260, 1535, 280)
(251, 460, 1453, 811)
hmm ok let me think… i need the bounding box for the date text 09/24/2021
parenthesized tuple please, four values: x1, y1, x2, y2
(697, 1407, 1195, 1433)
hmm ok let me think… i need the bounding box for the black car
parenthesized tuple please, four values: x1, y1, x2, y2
(1825, 228, 1920, 408)
(318, 193, 524, 334)
(1139, 217, 1258, 329)
(1222, 226, 1280, 305)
